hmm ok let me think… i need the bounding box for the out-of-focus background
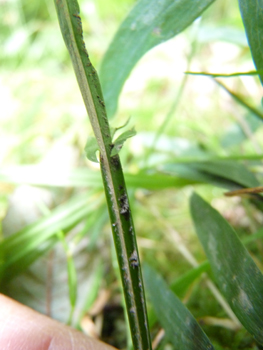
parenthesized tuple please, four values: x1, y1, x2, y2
(1, 0, 263, 348)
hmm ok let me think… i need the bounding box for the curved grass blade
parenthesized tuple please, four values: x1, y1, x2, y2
(147, 228, 263, 331)
(185, 74, 263, 122)
(165, 159, 260, 192)
(190, 193, 263, 345)
(170, 261, 210, 298)
(190, 160, 260, 189)
(214, 80, 263, 122)
(0, 193, 102, 282)
(1, 237, 57, 286)
(144, 264, 215, 350)
(54, 1, 152, 349)
(100, 0, 216, 117)
(145, 261, 211, 330)
(238, 0, 263, 85)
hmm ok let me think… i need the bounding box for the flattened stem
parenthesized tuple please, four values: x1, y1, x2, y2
(101, 154, 152, 350)
(54, 1, 152, 349)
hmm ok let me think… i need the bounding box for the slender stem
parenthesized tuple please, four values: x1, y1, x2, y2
(54, 1, 152, 349)
(214, 80, 263, 121)
(185, 70, 263, 78)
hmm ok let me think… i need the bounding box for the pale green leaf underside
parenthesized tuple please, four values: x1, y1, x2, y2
(100, 0, 216, 117)
(190, 193, 263, 345)
(85, 129, 136, 159)
(85, 136, 99, 163)
(144, 265, 214, 350)
(111, 128, 136, 156)
(238, 0, 263, 84)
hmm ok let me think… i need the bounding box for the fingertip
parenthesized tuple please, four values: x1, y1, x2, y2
(0, 294, 117, 350)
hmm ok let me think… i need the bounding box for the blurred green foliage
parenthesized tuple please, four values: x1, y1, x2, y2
(1, 0, 263, 348)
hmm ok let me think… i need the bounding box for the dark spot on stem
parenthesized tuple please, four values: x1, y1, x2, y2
(111, 155, 121, 171)
(129, 250, 139, 268)
(119, 194, 130, 221)
(96, 95, 105, 107)
(119, 194, 129, 213)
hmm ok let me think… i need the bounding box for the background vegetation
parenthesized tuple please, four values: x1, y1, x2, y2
(1, 0, 263, 349)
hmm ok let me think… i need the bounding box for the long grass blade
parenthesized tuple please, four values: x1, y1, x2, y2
(100, 0, 216, 117)
(238, 0, 263, 84)
(0, 165, 196, 189)
(144, 264, 215, 350)
(190, 193, 263, 345)
(0, 193, 102, 282)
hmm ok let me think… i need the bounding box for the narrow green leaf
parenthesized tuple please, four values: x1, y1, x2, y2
(100, 0, 216, 117)
(84, 137, 99, 163)
(164, 160, 259, 191)
(0, 237, 57, 285)
(214, 80, 263, 122)
(145, 228, 263, 332)
(190, 160, 260, 189)
(0, 193, 102, 282)
(127, 172, 197, 190)
(144, 264, 215, 350)
(170, 261, 210, 298)
(111, 128, 136, 156)
(238, 0, 263, 84)
(0, 165, 197, 189)
(144, 262, 211, 331)
(190, 193, 263, 345)
(1, 193, 100, 251)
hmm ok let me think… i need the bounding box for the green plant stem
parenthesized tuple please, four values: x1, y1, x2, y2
(54, 1, 152, 349)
